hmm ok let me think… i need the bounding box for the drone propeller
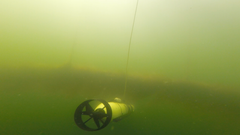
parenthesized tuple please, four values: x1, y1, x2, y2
(74, 99, 112, 131)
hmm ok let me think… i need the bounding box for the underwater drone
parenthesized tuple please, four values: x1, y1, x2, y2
(74, 0, 139, 131)
(74, 98, 134, 131)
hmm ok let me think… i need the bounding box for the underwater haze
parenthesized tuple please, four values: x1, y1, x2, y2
(1, 0, 240, 135)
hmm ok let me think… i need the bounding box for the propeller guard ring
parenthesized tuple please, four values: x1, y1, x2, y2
(74, 99, 112, 131)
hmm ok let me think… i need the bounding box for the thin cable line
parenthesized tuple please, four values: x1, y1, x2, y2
(123, 0, 139, 100)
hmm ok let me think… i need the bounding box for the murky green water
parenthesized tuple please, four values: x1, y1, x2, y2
(1, 0, 240, 134)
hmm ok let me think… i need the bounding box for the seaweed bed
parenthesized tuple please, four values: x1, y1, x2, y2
(1, 66, 240, 134)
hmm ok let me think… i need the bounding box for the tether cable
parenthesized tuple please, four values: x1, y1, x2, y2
(123, 0, 139, 100)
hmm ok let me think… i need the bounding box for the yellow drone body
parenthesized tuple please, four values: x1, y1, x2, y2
(95, 98, 134, 122)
